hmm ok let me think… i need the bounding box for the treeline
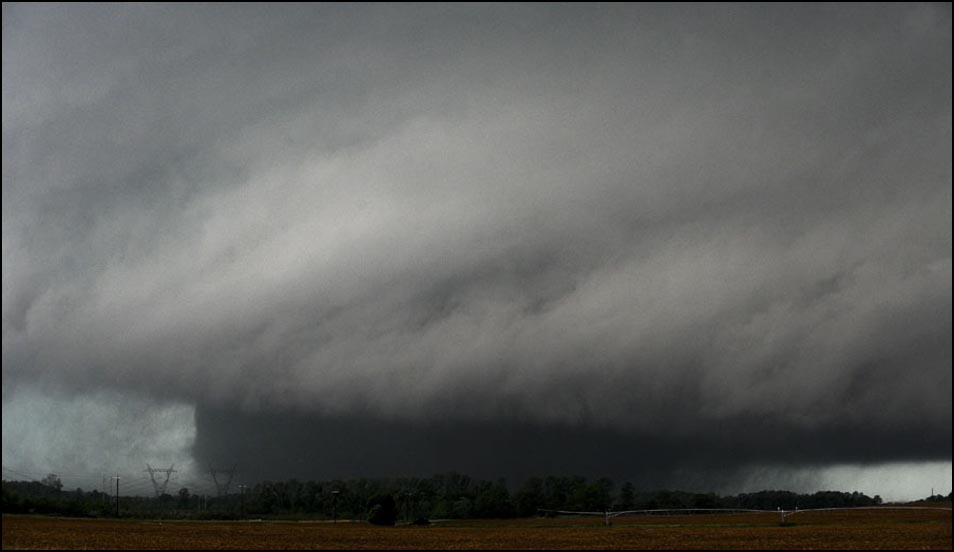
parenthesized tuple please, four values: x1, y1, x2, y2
(4, 472, 936, 522)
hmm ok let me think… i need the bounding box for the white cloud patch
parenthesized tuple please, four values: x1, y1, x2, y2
(2, 386, 198, 495)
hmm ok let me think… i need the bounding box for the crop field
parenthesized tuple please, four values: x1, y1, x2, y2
(3, 508, 951, 550)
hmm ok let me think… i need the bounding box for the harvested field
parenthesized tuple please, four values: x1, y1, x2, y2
(3, 508, 951, 550)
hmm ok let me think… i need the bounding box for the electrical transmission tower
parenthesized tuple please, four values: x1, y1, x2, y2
(144, 464, 177, 497)
(209, 464, 237, 497)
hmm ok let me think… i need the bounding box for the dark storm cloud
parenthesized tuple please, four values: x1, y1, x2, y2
(3, 4, 951, 483)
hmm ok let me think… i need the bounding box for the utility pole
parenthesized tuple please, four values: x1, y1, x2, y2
(405, 492, 415, 522)
(113, 476, 121, 518)
(332, 490, 340, 524)
(238, 484, 247, 518)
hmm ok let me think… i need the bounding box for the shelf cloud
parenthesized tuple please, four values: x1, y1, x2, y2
(3, 4, 950, 490)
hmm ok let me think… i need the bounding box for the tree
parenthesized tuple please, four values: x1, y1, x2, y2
(692, 493, 718, 509)
(514, 477, 545, 517)
(367, 494, 397, 525)
(473, 479, 513, 518)
(41, 473, 63, 492)
(617, 482, 635, 511)
(583, 477, 613, 511)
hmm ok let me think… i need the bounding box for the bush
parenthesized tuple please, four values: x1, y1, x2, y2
(367, 495, 397, 526)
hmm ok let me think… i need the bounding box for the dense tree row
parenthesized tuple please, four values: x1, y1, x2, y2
(3, 472, 937, 522)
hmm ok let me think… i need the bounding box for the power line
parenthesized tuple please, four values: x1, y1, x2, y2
(2, 465, 105, 480)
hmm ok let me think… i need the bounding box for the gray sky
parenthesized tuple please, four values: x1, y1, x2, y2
(2, 4, 951, 500)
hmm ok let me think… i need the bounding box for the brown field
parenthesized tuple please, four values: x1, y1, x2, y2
(3, 508, 951, 550)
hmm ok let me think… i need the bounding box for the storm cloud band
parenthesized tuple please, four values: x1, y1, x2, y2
(3, 4, 951, 488)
